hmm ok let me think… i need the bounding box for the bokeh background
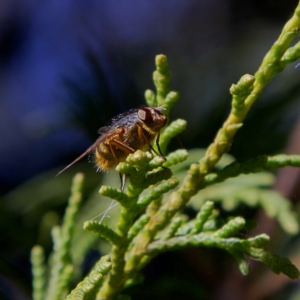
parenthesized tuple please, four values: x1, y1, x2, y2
(1, 0, 300, 299)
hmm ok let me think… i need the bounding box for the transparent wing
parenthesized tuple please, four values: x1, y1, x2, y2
(97, 126, 110, 134)
(56, 133, 109, 176)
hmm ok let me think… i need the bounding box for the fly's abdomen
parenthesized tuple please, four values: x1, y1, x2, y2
(94, 138, 131, 171)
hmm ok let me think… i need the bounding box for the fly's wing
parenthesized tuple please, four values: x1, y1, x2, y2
(98, 126, 110, 134)
(56, 132, 109, 176)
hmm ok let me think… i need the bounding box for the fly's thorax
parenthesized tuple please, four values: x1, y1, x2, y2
(119, 123, 147, 151)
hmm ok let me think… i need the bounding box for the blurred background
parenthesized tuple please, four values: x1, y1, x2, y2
(1, 0, 300, 299)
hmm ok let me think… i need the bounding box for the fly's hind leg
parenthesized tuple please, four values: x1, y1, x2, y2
(119, 173, 126, 192)
(108, 138, 135, 191)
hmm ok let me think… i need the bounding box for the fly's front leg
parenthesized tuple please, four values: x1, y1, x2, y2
(137, 124, 166, 164)
(119, 173, 126, 192)
(155, 133, 166, 161)
(136, 125, 159, 157)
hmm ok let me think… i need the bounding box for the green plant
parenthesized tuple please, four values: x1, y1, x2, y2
(31, 3, 300, 299)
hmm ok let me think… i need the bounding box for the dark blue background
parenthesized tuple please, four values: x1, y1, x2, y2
(1, 0, 298, 194)
(1, 1, 300, 300)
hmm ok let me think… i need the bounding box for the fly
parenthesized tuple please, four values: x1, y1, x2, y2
(56, 107, 167, 191)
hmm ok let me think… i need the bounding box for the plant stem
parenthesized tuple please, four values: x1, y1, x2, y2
(125, 2, 300, 272)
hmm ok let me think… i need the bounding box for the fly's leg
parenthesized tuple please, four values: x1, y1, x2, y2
(154, 133, 168, 169)
(107, 136, 136, 165)
(137, 125, 166, 161)
(110, 138, 135, 154)
(108, 142, 119, 166)
(154, 133, 166, 161)
(108, 137, 135, 191)
(119, 173, 126, 192)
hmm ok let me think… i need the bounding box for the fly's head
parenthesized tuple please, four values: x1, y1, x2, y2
(137, 107, 167, 133)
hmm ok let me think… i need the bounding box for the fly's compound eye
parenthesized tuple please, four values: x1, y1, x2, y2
(138, 108, 152, 122)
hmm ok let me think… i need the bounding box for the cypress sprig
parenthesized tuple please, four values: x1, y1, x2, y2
(51, 225, 61, 253)
(203, 156, 268, 187)
(116, 151, 153, 181)
(229, 250, 249, 275)
(192, 174, 299, 235)
(213, 234, 269, 275)
(31, 245, 46, 300)
(146, 232, 297, 278)
(118, 20, 300, 289)
(41, 5, 300, 295)
(46, 173, 84, 300)
(55, 264, 74, 299)
(99, 186, 129, 207)
(145, 55, 178, 119)
(115, 162, 136, 175)
(83, 221, 122, 246)
(144, 168, 173, 187)
(280, 40, 300, 67)
(230, 74, 255, 112)
(190, 201, 214, 235)
(147, 155, 166, 170)
(97, 148, 180, 298)
(137, 178, 179, 208)
(145, 198, 163, 217)
(144, 89, 156, 107)
(246, 248, 300, 279)
(60, 173, 84, 262)
(125, 150, 153, 170)
(97, 151, 175, 298)
(153, 54, 172, 107)
(160, 217, 182, 240)
(127, 215, 151, 242)
(159, 119, 187, 154)
(145, 150, 186, 173)
(266, 154, 300, 168)
(146, 233, 255, 254)
(247, 234, 270, 248)
(144, 229, 280, 280)
(193, 1, 300, 178)
(202, 154, 300, 188)
(178, 208, 219, 235)
(66, 256, 111, 300)
(213, 217, 245, 238)
(116, 151, 153, 198)
(163, 91, 180, 116)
